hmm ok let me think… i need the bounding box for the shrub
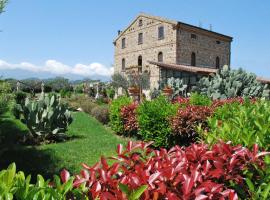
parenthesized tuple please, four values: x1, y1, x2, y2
(12, 103, 22, 119)
(109, 96, 132, 134)
(189, 92, 211, 106)
(0, 80, 12, 115)
(91, 105, 109, 124)
(21, 94, 73, 143)
(14, 91, 27, 105)
(171, 105, 214, 146)
(137, 96, 178, 147)
(120, 103, 138, 135)
(67, 141, 268, 199)
(0, 163, 84, 199)
(1, 141, 270, 199)
(66, 95, 97, 113)
(60, 89, 72, 98)
(202, 100, 270, 149)
(172, 96, 190, 106)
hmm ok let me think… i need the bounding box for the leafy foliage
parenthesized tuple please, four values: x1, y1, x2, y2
(109, 96, 132, 134)
(189, 92, 211, 106)
(0, 0, 8, 14)
(21, 94, 73, 142)
(202, 100, 270, 149)
(14, 91, 27, 105)
(120, 103, 139, 135)
(137, 96, 178, 147)
(67, 141, 268, 199)
(91, 104, 110, 124)
(193, 65, 270, 99)
(127, 72, 150, 90)
(0, 163, 86, 200)
(0, 80, 12, 114)
(111, 73, 129, 93)
(171, 105, 214, 146)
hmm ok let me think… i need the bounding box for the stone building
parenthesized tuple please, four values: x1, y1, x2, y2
(113, 13, 233, 91)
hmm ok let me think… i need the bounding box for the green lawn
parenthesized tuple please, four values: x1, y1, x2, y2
(0, 111, 128, 180)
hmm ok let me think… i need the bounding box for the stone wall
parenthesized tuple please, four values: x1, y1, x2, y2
(114, 16, 178, 89)
(176, 27, 231, 68)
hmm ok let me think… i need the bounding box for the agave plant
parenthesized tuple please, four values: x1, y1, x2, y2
(193, 65, 270, 99)
(22, 94, 72, 141)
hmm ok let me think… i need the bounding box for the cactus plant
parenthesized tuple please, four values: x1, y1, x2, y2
(193, 65, 270, 99)
(167, 77, 188, 98)
(22, 94, 72, 142)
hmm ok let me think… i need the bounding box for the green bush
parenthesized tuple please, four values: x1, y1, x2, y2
(0, 163, 84, 200)
(60, 89, 72, 98)
(109, 96, 132, 134)
(14, 91, 27, 105)
(65, 95, 97, 113)
(201, 100, 270, 149)
(91, 105, 109, 124)
(137, 96, 178, 147)
(12, 103, 22, 119)
(0, 80, 12, 115)
(189, 92, 211, 106)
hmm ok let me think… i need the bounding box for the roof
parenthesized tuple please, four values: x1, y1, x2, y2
(114, 13, 233, 42)
(149, 61, 270, 84)
(148, 61, 218, 75)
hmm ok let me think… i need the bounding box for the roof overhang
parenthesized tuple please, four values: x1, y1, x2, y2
(148, 61, 217, 75)
(148, 61, 270, 84)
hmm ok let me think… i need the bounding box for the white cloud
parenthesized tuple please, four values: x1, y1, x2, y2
(0, 59, 113, 77)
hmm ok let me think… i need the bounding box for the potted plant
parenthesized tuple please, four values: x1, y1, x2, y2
(128, 86, 140, 95)
(162, 86, 173, 96)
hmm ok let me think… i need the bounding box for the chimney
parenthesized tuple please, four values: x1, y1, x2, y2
(209, 24, 213, 31)
(118, 30, 121, 35)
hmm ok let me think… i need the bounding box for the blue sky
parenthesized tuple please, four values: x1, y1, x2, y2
(0, 0, 269, 80)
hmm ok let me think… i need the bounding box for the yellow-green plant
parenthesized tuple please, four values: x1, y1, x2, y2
(201, 100, 270, 149)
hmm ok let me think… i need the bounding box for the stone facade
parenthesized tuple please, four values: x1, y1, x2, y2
(114, 13, 232, 90)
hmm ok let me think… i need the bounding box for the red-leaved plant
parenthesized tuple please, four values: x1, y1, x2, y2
(170, 105, 214, 146)
(120, 103, 139, 135)
(61, 141, 269, 200)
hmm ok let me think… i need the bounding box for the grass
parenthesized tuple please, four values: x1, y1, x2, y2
(0, 111, 128, 180)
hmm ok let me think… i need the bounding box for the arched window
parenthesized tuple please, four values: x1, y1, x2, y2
(138, 56, 142, 66)
(191, 52, 196, 66)
(158, 52, 163, 62)
(216, 56, 220, 69)
(122, 58, 125, 71)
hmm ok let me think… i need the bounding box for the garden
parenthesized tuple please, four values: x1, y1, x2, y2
(1, 66, 270, 200)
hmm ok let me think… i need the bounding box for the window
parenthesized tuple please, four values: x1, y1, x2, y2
(216, 56, 220, 69)
(158, 26, 164, 40)
(216, 40, 221, 44)
(139, 19, 143, 26)
(191, 34, 197, 39)
(138, 56, 142, 66)
(158, 52, 163, 62)
(121, 38, 126, 49)
(138, 33, 143, 44)
(122, 58, 125, 71)
(191, 52, 196, 66)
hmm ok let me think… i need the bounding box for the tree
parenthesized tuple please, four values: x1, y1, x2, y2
(0, 0, 8, 14)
